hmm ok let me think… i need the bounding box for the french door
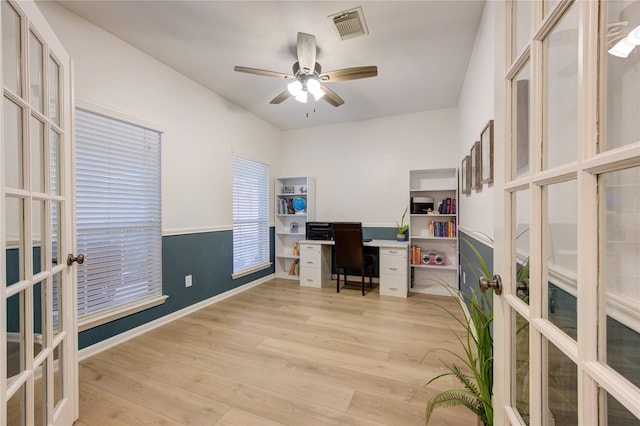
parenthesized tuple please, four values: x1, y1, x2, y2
(1, 0, 77, 424)
(493, 0, 640, 425)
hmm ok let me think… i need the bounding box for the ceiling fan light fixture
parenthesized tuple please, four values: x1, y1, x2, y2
(287, 80, 303, 96)
(306, 78, 325, 101)
(627, 24, 640, 45)
(609, 36, 635, 58)
(295, 91, 308, 103)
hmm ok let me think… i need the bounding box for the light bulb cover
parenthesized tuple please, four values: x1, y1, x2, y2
(295, 91, 308, 103)
(627, 24, 640, 45)
(609, 36, 635, 58)
(287, 80, 302, 96)
(306, 78, 325, 101)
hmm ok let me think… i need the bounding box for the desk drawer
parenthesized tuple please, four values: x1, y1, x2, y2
(299, 269, 322, 288)
(380, 274, 408, 297)
(380, 252, 407, 276)
(380, 247, 406, 257)
(299, 243, 321, 253)
(299, 244, 321, 266)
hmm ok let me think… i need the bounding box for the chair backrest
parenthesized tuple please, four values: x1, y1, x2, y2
(333, 222, 365, 269)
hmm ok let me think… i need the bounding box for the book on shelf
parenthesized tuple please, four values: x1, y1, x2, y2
(289, 259, 299, 276)
(437, 197, 456, 214)
(410, 246, 422, 265)
(277, 198, 296, 215)
(428, 218, 457, 238)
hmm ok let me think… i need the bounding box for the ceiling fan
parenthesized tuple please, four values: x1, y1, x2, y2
(234, 32, 378, 107)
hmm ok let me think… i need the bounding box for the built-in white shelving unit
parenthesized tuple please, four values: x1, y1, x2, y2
(409, 168, 458, 295)
(274, 176, 315, 280)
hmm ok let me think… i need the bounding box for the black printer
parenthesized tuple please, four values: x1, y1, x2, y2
(306, 222, 334, 240)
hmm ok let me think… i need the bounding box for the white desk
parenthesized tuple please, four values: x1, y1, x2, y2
(297, 239, 410, 297)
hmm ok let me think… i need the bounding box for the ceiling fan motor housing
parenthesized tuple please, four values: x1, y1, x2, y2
(293, 61, 322, 78)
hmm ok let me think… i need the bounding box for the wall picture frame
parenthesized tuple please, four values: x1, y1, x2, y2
(471, 141, 482, 191)
(461, 155, 471, 195)
(481, 119, 494, 184)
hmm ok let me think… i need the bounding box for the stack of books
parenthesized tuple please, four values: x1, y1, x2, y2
(410, 246, 423, 265)
(437, 198, 456, 214)
(289, 259, 299, 276)
(428, 219, 457, 238)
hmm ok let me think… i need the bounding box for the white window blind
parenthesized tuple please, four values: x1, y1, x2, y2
(75, 108, 163, 325)
(232, 155, 270, 277)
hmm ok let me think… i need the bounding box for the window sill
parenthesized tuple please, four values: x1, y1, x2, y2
(232, 262, 272, 280)
(78, 295, 169, 332)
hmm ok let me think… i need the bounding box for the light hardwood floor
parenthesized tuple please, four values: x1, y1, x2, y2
(74, 279, 476, 426)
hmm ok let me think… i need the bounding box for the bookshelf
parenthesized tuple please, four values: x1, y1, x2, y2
(408, 168, 458, 295)
(274, 176, 315, 280)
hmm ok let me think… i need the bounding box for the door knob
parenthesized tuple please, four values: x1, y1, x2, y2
(479, 274, 503, 295)
(517, 278, 529, 296)
(67, 253, 85, 266)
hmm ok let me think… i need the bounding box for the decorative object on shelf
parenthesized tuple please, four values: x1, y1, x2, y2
(299, 185, 307, 193)
(461, 155, 471, 195)
(471, 141, 482, 192)
(292, 196, 307, 212)
(396, 206, 409, 241)
(481, 119, 494, 185)
(422, 250, 446, 265)
(282, 185, 295, 194)
(290, 221, 299, 233)
(411, 196, 434, 214)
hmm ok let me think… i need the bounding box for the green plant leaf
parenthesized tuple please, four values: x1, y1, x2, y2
(425, 390, 485, 424)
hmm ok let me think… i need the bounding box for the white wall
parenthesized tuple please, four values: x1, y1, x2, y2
(280, 109, 459, 227)
(37, 2, 283, 234)
(456, 1, 496, 240)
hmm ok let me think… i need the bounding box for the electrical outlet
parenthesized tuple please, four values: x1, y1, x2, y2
(185, 275, 192, 287)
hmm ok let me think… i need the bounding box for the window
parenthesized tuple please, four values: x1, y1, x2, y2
(232, 154, 270, 277)
(75, 107, 165, 329)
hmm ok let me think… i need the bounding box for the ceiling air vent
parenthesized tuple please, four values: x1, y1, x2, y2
(329, 7, 369, 41)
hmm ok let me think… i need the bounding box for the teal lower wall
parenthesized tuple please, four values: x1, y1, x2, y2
(77, 227, 275, 349)
(459, 231, 493, 303)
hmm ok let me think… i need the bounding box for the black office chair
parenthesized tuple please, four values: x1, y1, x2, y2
(333, 222, 374, 296)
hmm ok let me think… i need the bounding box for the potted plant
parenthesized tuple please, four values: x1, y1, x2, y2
(424, 236, 530, 425)
(396, 206, 409, 241)
(424, 238, 494, 425)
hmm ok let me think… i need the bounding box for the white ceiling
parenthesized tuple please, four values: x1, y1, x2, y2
(54, 1, 486, 130)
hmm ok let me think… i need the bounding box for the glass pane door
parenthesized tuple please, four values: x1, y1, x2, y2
(498, 1, 640, 425)
(2, 0, 76, 424)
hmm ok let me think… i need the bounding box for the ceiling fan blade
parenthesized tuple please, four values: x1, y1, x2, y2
(270, 89, 292, 105)
(296, 32, 317, 74)
(320, 85, 344, 107)
(319, 66, 378, 82)
(234, 66, 293, 80)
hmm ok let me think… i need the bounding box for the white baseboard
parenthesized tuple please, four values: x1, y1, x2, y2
(78, 274, 275, 361)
